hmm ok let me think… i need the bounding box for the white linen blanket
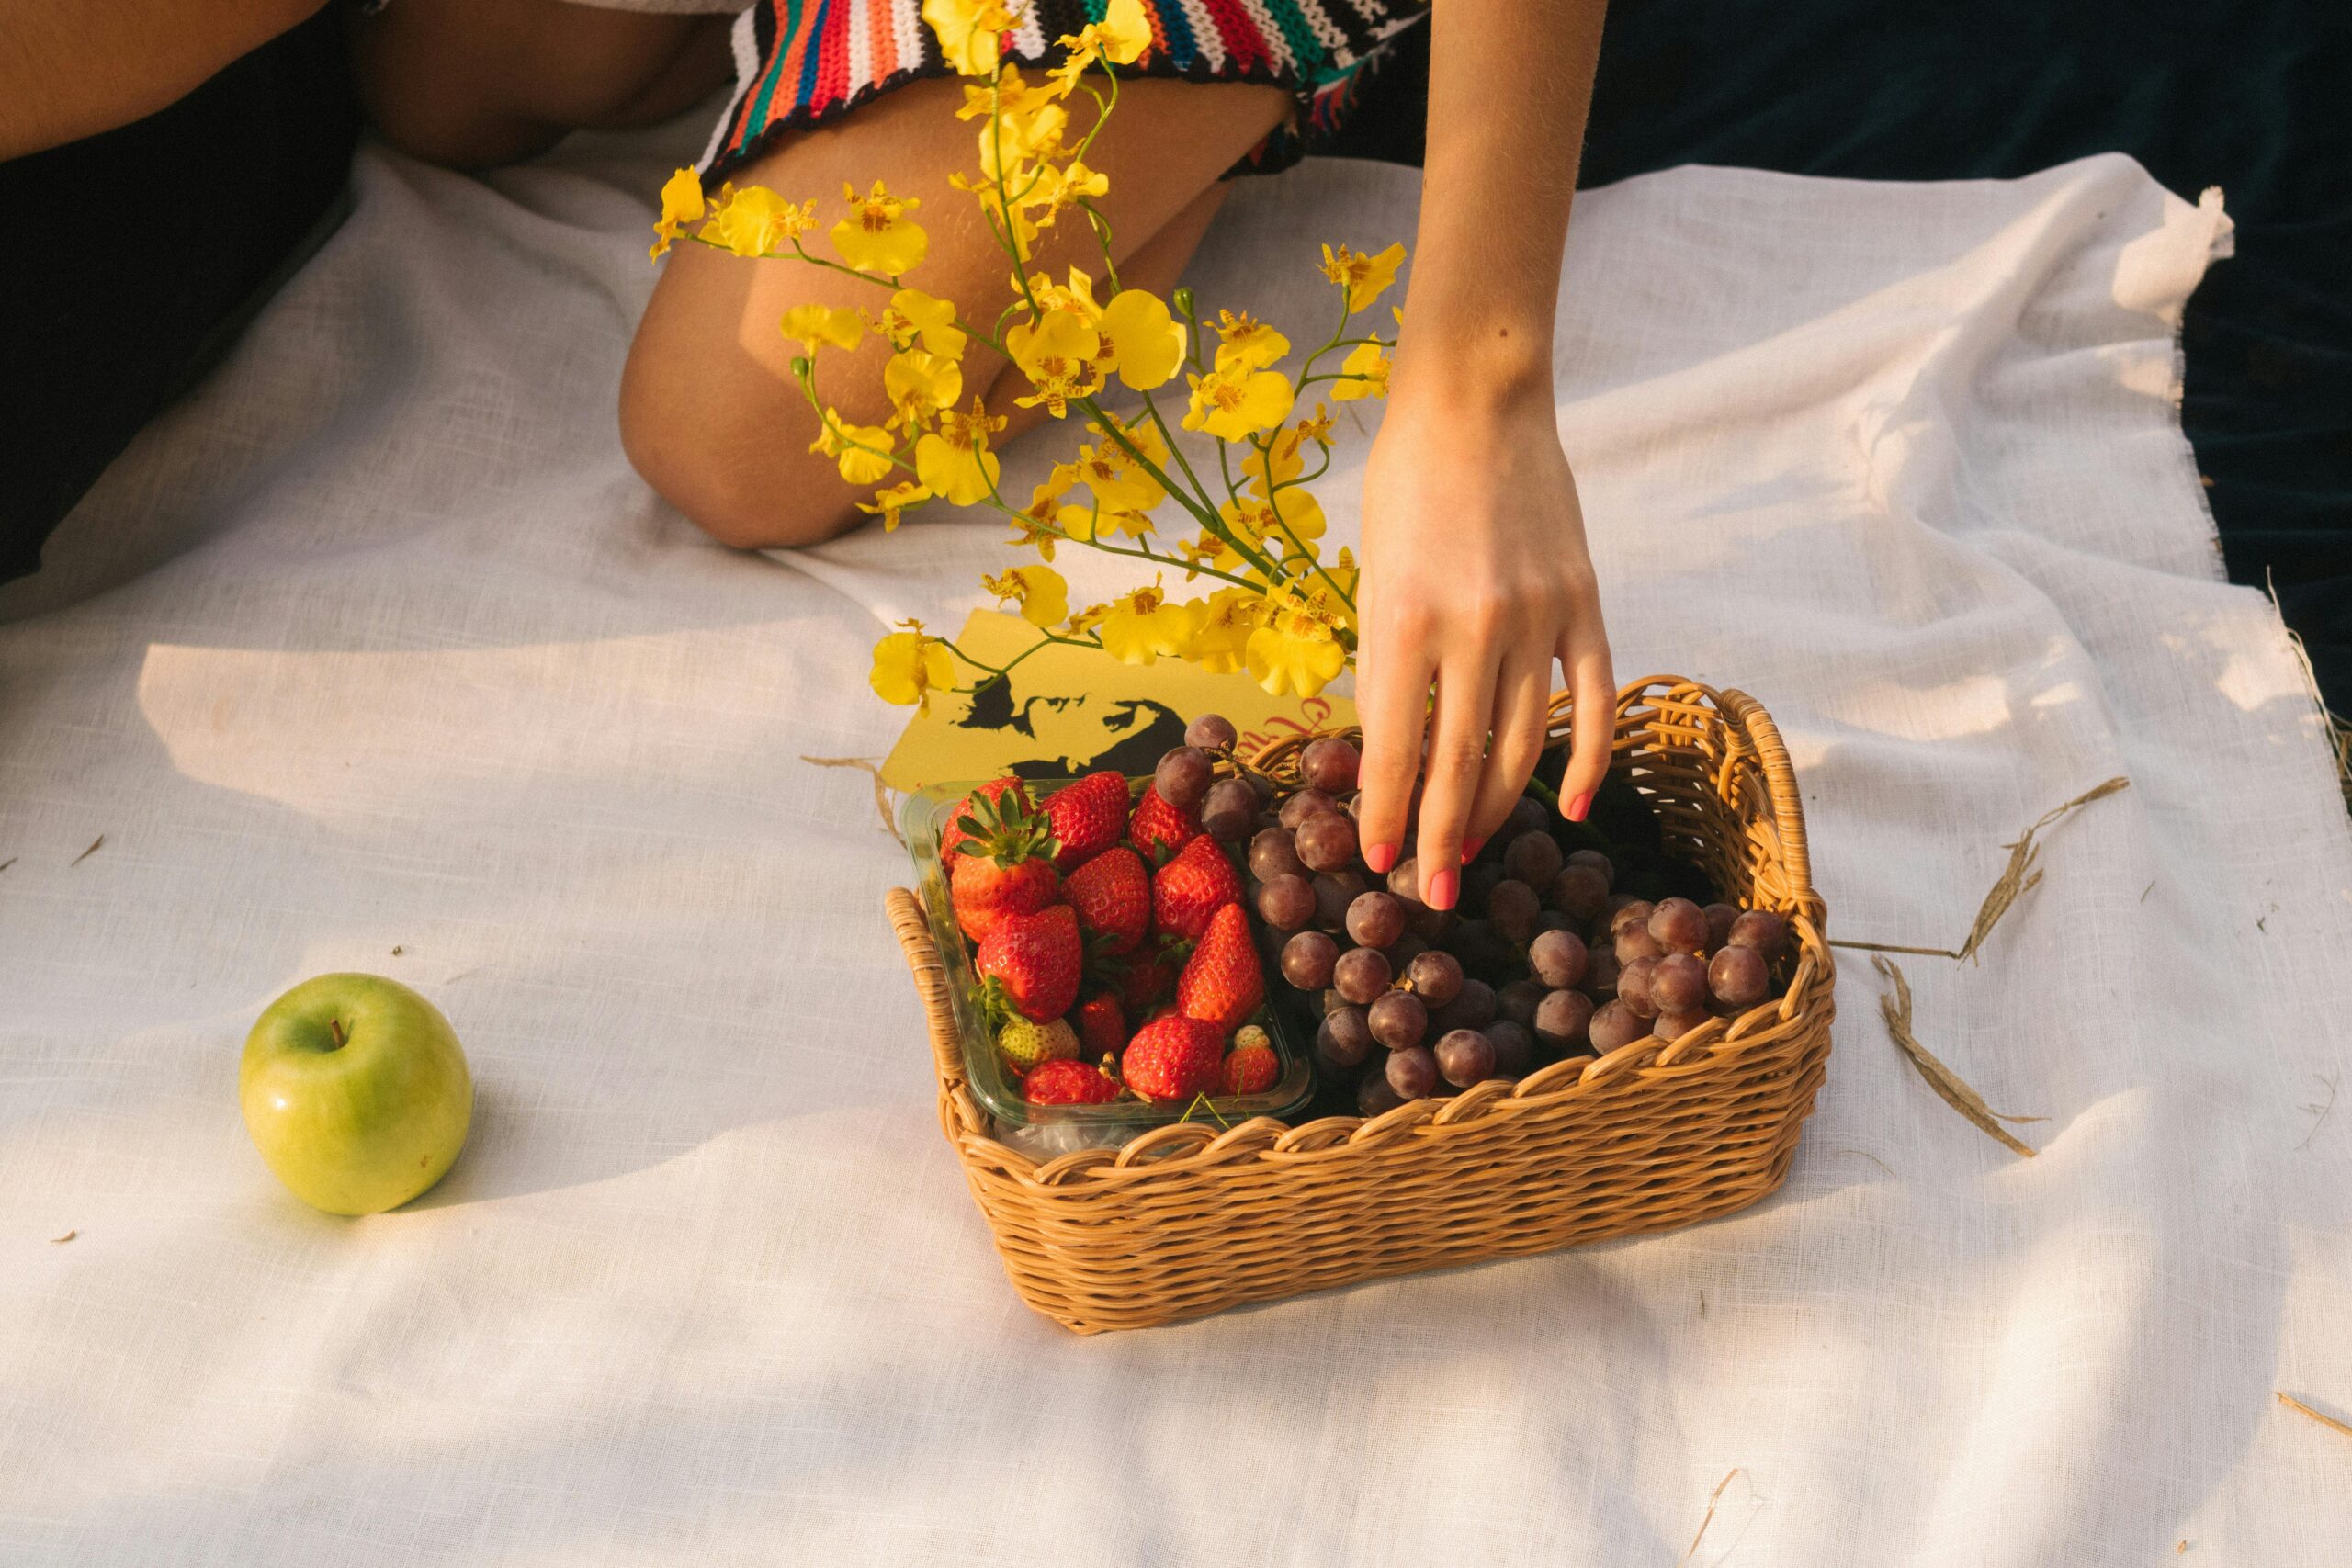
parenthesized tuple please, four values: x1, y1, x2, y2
(5, 105, 2348, 1564)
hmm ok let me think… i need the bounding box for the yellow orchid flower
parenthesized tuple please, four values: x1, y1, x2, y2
(1245, 582, 1349, 697)
(876, 288, 967, 358)
(922, 0, 1016, 76)
(1295, 404, 1337, 446)
(1056, 0, 1153, 70)
(1182, 363, 1295, 442)
(913, 397, 1004, 504)
(778, 303, 865, 354)
(1057, 498, 1152, 542)
(1182, 588, 1265, 674)
(856, 480, 932, 533)
(650, 167, 706, 259)
(1096, 582, 1198, 666)
(1100, 289, 1186, 390)
(982, 564, 1070, 628)
(702, 184, 816, 258)
(1005, 469, 1079, 558)
(1242, 424, 1309, 497)
(1069, 434, 1165, 515)
(882, 350, 964, 430)
(810, 414, 898, 485)
(831, 181, 928, 276)
(1319, 242, 1407, 312)
(978, 95, 1069, 182)
(871, 622, 956, 712)
(1330, 340, 1390, 401)
(1005, 310, 1103, 417)
(1026, 159, 1108, 223)
(1213, 310, 1290, 372)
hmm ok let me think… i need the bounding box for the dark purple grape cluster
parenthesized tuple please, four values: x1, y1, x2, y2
(1203, 742, 1801, 1116)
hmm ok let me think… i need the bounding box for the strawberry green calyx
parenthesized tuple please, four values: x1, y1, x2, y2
(953, 784, 1060, 869)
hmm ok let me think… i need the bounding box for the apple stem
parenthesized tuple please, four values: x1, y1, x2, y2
(328, 1018, 345, 1049)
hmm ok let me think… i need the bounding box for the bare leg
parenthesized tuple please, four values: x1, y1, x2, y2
(347, 0, 734, 170)
(618, 76, 1288, 550)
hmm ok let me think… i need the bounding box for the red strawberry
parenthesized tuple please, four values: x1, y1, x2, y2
(1176, 902, 1264, 1034)
(976, 904, 1081, 1021)
(1128, 783, 1203, 863)
(1152, 835, 1242, 941)
(1072, 992, 1127, 1061)
(940, 776, 1030, 862)
(1024, 1058, 1120, 1106)
(1121, 1014, 1225, 1102)
(947, 787, 1059, 943)
(1221, 1042, 1279, 1096)
(1044, 771, 1131, 873)
(1064, 845, 1149, 955)
(1115, 945, 1179, 1016)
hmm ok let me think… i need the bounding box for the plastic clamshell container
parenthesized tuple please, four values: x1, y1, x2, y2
(902, 781, 1314, 1134)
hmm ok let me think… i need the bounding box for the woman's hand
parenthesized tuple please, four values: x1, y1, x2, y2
(1352, 371, 1614, 911)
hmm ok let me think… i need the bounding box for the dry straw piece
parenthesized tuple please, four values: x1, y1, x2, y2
(2278, 1391, 2352, 1443)
(888, 677, 1836, 1333)
(1873, 956, 2041, 1158)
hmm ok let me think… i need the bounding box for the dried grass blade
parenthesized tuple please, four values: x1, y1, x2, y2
(1678, 1469, 1741, 1567)
(2270, 569, 2352, 810)
(2277, 1391, 2352, 1443)
(801, 755, 903, 845)
(70, 834, 104, 866)
(1874, 957, 2039, 1157)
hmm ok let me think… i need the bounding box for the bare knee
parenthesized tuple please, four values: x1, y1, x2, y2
(618, 347, 865, 552)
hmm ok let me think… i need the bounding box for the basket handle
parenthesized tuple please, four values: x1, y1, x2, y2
(886, 886, 968, 1095)
(1717, 687, 1813, 897)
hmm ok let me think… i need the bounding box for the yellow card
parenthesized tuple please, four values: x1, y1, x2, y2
(879, 609, 1355, 791)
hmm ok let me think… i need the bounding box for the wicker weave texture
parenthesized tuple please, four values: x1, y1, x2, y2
(888, 679, 1834, 1334)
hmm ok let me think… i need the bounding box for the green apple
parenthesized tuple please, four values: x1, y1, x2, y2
(240, 973, 472, 1215)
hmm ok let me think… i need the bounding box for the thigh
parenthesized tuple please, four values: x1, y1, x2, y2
(619, 76, 1289, 549)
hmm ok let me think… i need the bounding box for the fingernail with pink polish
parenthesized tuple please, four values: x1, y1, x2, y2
(1428, 867, 1459, 911)
(1363, 841, 1397, 874)
(1566, 791, 1593, 823)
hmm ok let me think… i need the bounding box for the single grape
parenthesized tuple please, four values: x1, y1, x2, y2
(1588, 998, 1654, 1053)
(1298, 737, 1362, 794)
(1256, 874, 1316, 931)
(1617, 955, 1661, 1019)
(1316, 1006, 1374, 1069)
(1184, 712, 1238, 752)
(1608, 899, 1656, 938)
(1528, 928, 1589, 989)
(1154, 745, 1212, 810)
(1566, 848, 1616, 889)
(1295, 811, 1360, 874)
(1702, 902, 1739, 953)
(1459, 861, 1503, 917)
(1503, 830, 1564, 889)
(1651, 951, 1708, 1013)
(1533, 988, 1594, 1051)
(1727, 908, 1789, 961)
(1385, 856, 1424, 907)
(1485, 1020, 1534, 1077)
(1332, 945, 1393, 1005)
(1536, 909, 1576, 935)
(1407, 901, 1456, 942)
(1497, 978, 1545, 1029)
(1445, 919, 1517, 978)
(1433, 1029, 1498, 1088)
(1648, 897, 1709, 954)
(1487, 878, 1541, 944)
(1654, 1006, 1711, 1042)
(1429, 976, 1498, 1033)
(1548, 863, 1611, 922)
(1386, 1045, 1439, 1100)
(1614, 926, 1666, 964)
(1278, 788, 1338, 830)
(1404, 948, 1465, 1006)
(1368, 989, 1430, 1051)
(1313, 870, 1367, 931)
(1383, 932, 1429, 970)
(1582, 946, 1621, 998)
(1281, 929, 1340, 990)
(1346, 890, 1407, 949)
(1357, 1073, 1406, 1117)
(1505, 796, 1550, 840)
(1249, 826, 1307, 882)
(1707, 943, 1770, 1008)
(1200, 778, 1257, 841)
(1246, 772, 1275, 807)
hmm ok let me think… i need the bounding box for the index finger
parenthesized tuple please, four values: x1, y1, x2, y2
(1351, 606, 1433, 877)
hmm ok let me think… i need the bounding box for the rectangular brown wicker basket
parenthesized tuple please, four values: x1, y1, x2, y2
(886, 677, 1834, 1334)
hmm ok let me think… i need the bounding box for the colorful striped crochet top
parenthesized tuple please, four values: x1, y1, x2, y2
(701, 0, 1431, 181)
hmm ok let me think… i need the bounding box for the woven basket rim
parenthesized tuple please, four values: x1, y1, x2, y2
(888, 675, 1828, 1192)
